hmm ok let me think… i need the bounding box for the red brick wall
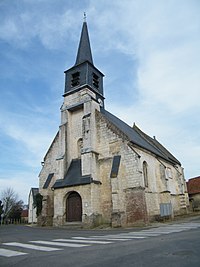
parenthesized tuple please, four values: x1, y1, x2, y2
(125, 188, 148, 225)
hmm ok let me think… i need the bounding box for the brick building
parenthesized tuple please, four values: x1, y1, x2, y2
(187, 176, 200, 211)
(38, 21, 189, 227)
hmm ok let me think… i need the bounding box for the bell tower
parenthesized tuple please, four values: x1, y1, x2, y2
(63, 20, 104, 107)
(55, 18, 105, 185)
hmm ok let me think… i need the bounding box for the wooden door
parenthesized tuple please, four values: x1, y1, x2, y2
(66, 192, 82, 222)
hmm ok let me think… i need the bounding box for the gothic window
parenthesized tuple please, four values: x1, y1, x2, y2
(143, 161, 148, 187)
(71, 72, 80, 87)
(110, 155, 121, 178)
(92, 73, 99, 89)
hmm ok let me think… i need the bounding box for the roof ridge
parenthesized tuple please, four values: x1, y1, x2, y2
(188, 176, 200, 180)
(132, 124, 169, 159)
(100, 109, 180, 165)
(133, 124, 180, 165)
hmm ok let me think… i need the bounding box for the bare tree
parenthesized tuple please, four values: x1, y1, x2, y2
(0, 200, 3, 223)
(0, 188, 23, 222)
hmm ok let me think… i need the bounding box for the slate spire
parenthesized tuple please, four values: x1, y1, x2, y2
(75, 21, 93, 65)
(64, 18, 104, 103)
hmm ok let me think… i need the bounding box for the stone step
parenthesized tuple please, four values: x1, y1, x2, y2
(59, 222, 84, 229)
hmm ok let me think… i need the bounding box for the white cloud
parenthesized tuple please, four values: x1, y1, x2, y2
(88, 0, 200, 179)
(0, 4, 82, 50)
(0, 107, 58, 167)
(90, 0, 200, 111)
(138, 42, 200, 112)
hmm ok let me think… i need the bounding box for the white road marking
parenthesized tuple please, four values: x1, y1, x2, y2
(3, 242, 62, 252)
(0, 248, 27, 257)
(112, 235, 147, 239)
(102, 238, 132, 241)
(128, 232, 160, 236)
(53, 238, 114, 244)
(145, 228, 182, 232)
(73, 235, 146, 240)
(144, 231, 173, 234)
(90, 236, 132, 241)
(181, 223, 200, 226)
(171, 226, 198, 229)
(1, 222, 199, 258)
(30, 240, 89, 247)
(71, 237, 113, 244)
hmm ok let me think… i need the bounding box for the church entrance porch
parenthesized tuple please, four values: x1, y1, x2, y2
(66, 191, 82, 222)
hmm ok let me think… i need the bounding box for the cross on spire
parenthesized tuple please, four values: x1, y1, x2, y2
(83, 12, 87, 22)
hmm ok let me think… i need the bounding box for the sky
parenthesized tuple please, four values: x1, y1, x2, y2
(0, 0, 200, 203)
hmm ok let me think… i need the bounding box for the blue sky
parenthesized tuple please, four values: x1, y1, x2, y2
(0, 0, 200, 203)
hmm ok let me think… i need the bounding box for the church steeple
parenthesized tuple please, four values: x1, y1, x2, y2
(75, 21, 93, 65)
(63, 19, 105, 107)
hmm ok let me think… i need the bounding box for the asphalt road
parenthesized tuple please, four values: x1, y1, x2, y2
(0, 216, 200, 267)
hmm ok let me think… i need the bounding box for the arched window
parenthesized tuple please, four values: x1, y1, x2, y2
(143, 161, 148, 187)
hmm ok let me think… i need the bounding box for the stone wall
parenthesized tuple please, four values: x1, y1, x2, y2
(38, 133, 60, 226)
(96, 111, 149, 226)
(53, 183, 103, 227)
(38, 86, 189, 227)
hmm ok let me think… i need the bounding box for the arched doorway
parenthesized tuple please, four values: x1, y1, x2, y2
(66, 192, 82, 222)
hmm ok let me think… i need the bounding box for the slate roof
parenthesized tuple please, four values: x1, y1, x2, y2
(187, 176, 200, 194)
(75, 21, 93, 66)
(31, 188, 39, 198)
(29, 188, 39, 203)
(53, 159, 92, 189)
(43, 173, 54, 189)
(100, 108, 181, 165)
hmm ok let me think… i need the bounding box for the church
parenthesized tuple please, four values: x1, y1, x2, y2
(38, 20, 189, 227)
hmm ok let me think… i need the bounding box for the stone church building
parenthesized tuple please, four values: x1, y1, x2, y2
(38, 21, 189, 227)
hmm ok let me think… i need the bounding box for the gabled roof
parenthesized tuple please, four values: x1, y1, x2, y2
(100, 108, 181, 165)
(75, 21, 93, 65)
(53, 159, 92, 189)
(133, 123, 181, 165)
(31, 188, 39, 198)
(187, 176, 200, 194)
(29, 188, 39, 202)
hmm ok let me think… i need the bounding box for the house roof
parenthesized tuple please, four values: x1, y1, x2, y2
(21, 209, 28, 217)
(100, 108, 181, 165)
(187, 176, 200, 194)
(31, 188, 39, 198)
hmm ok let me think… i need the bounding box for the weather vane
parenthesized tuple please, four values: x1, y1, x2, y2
(83, 12, 87, 22)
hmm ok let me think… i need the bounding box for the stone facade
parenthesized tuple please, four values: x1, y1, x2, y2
(38, 21, 189, 227)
